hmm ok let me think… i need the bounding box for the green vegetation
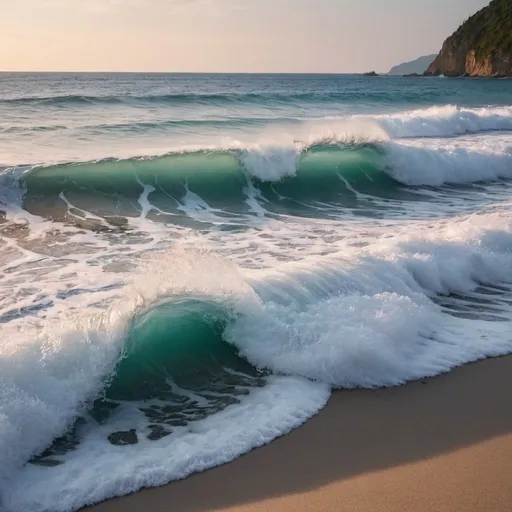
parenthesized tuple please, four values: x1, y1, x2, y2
(453, 0, 512, 58)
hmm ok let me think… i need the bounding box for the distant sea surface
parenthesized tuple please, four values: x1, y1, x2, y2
(1, 73, 512, 512)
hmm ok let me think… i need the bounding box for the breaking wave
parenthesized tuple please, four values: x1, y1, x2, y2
(3, 214, 512, 511)
(2, 137, 511, 212)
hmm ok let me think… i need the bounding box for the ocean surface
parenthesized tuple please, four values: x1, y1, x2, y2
(1, 73, 512, 511)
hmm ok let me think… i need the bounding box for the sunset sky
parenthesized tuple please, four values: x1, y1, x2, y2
(2, 0, 489, 73)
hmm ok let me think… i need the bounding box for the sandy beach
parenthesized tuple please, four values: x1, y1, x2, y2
(89, 355, 512, 512)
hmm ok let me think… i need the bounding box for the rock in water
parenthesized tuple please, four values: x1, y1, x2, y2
(108, 429, 138, 446)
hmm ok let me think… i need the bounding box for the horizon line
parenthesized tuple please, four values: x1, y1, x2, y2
(0, 70, 389, 75)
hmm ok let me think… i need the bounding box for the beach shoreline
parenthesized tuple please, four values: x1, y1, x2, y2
(88, 355, 512, 512)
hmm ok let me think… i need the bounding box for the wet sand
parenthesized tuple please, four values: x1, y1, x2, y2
(89, 356, 512, 512)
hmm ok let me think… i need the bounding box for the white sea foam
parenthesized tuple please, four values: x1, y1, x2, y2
(375, 105, 512, 138)
(239, 145, 300, 181)
(0, 307, 128, 489)
(384, 137, 512, 186)
(5, 377, 328, 512)
(228, 212, 512, 387)
(0, 166, 52, 230)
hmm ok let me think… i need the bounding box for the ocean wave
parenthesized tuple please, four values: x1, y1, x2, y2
(2, 136, 512, 217)
(4, 105, 512, 149)
(1, 117, 302, 135)
(0, 89, 453, 108)
(3, 213, 512, 511)
(0, 248, 329, 511)
(234, 214, 512, 386)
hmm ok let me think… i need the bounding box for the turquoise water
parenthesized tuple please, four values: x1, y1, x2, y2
(1, 73, 512, 512)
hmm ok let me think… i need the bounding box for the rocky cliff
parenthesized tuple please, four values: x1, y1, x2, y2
(425, 0, 512, 77)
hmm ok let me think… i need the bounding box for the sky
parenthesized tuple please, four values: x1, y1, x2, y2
(1, 0, 490, 73)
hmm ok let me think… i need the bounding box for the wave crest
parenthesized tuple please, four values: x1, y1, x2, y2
(2, 134, 511, 215)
